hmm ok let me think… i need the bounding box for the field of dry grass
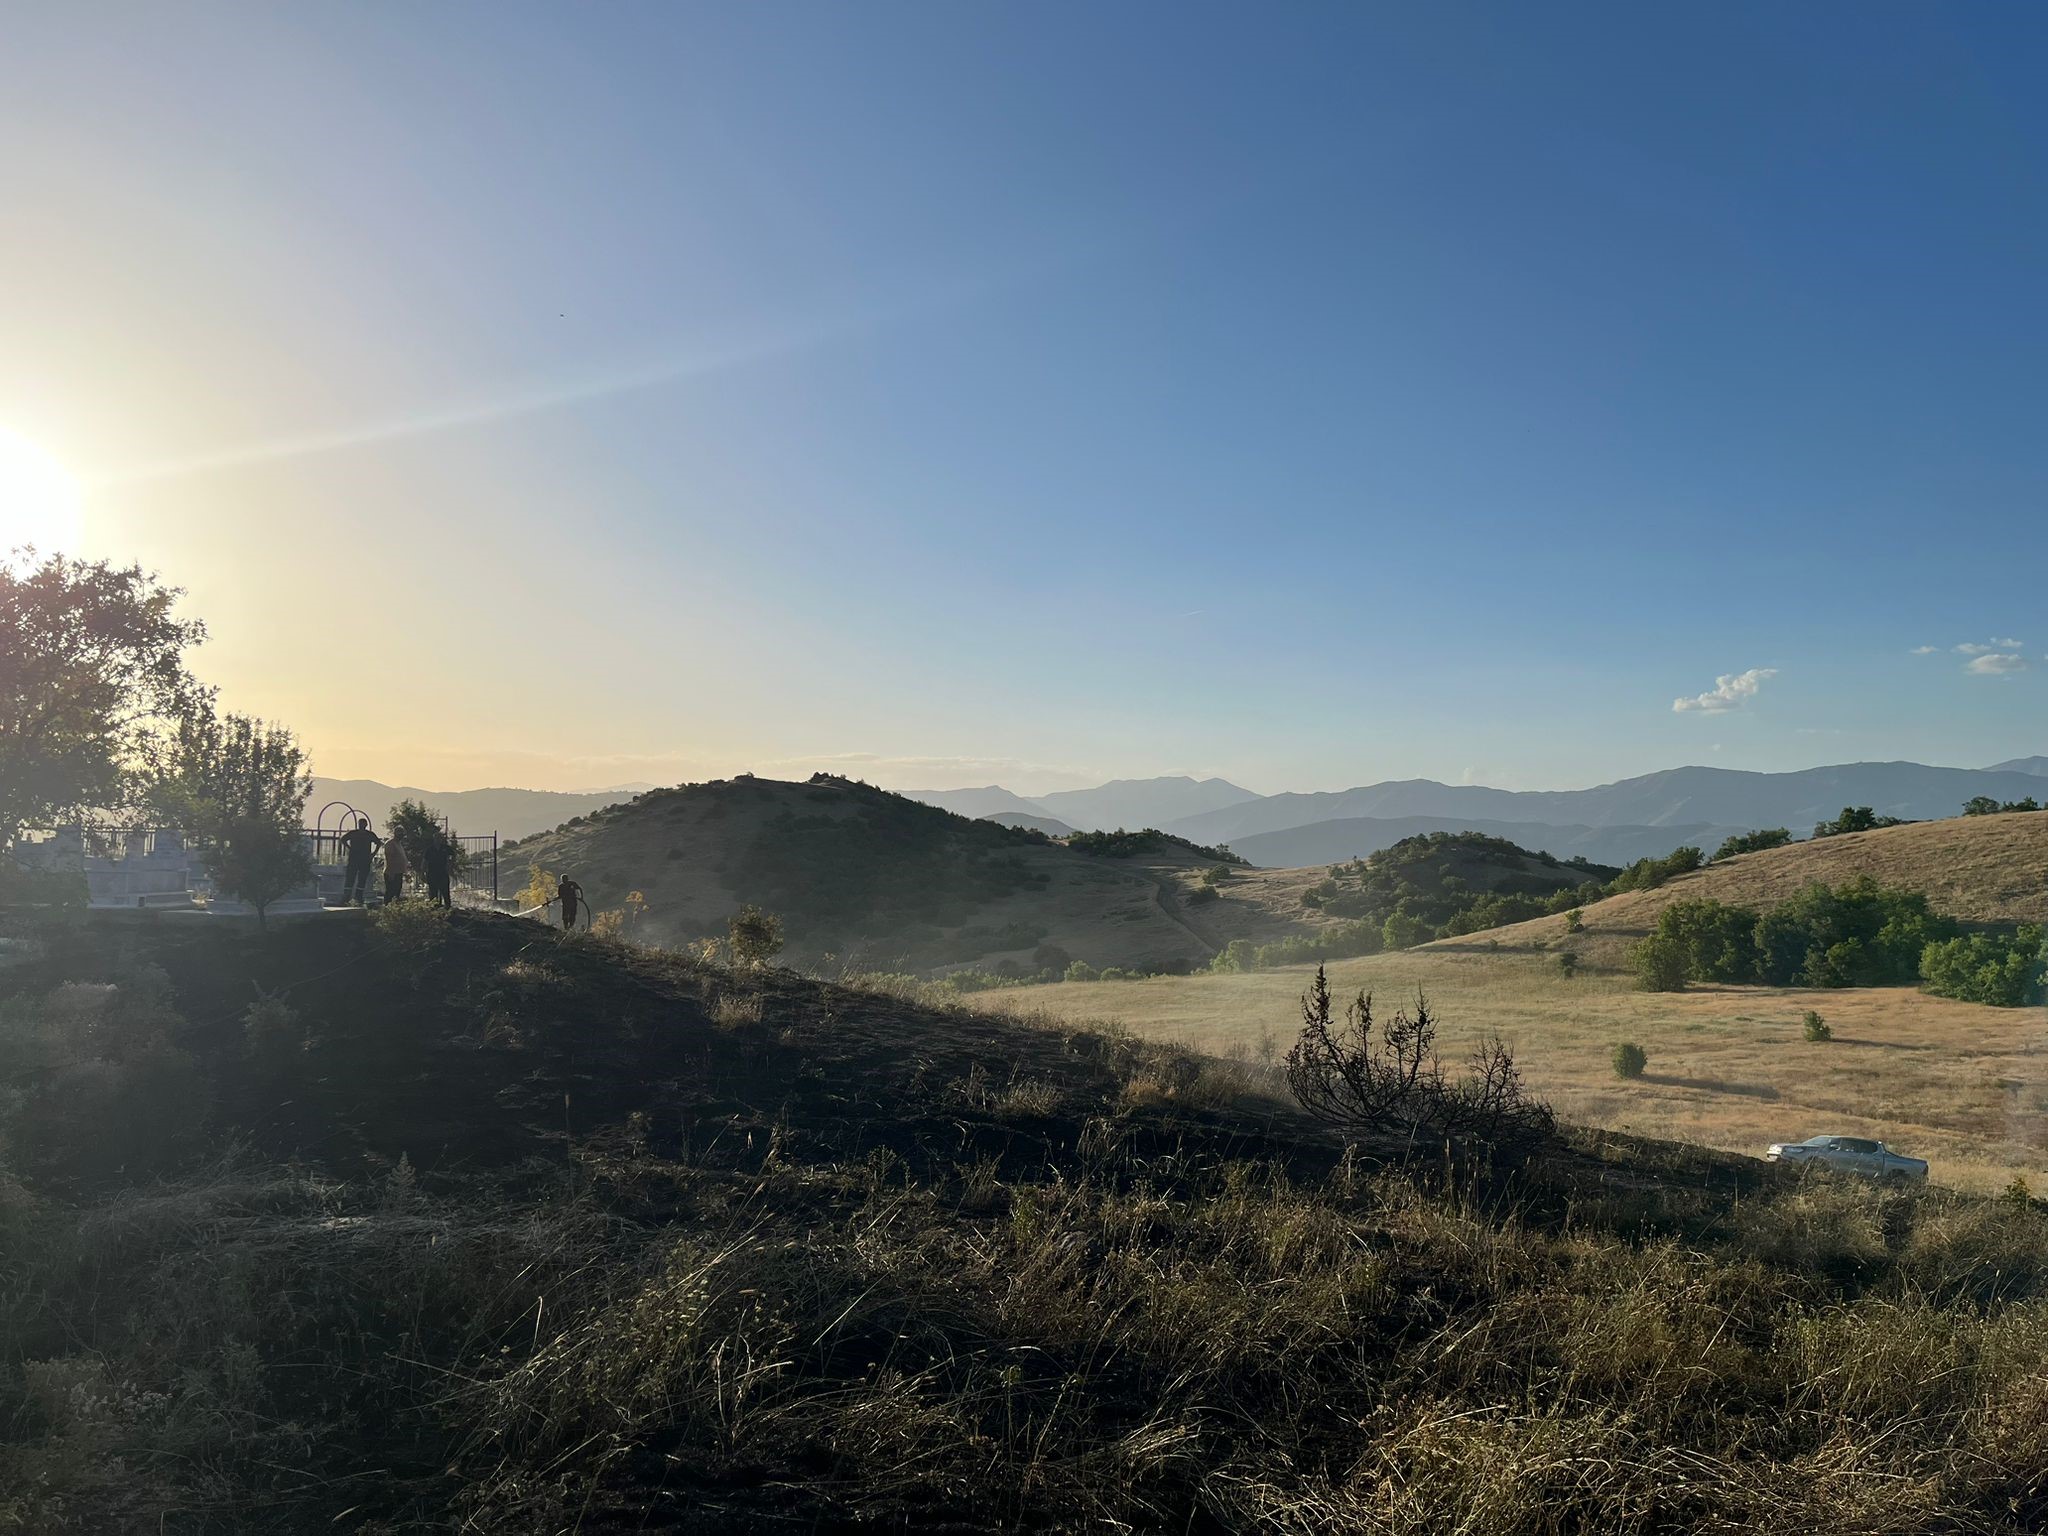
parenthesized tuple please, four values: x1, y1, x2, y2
(986, 947, 2048, 1193)
(1452, 812, 2048, 970)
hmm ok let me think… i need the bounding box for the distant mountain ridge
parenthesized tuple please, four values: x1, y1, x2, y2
(307, 779, 627, 842)
(1990, 756, 2048, 777)
(1160, 762, 2048, 849)
(903, 775, 1256, 833)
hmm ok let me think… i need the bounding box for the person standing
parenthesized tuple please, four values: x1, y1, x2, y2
(338, 817, 381, 906)
(556, 875, 584, 930)
(381, 835, 409, 904)
(421, 835, 453, 908)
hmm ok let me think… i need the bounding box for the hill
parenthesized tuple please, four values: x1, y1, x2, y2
(1231, 813, 1745, 869)
(308, 776, 628, 841)
(1992, 755, 2048, 776)
(1163, 761, 2048, 846)
(10, 909, 2048, 1530)
(1441, 811, 2048, 970)
(497, 775, 1311, 975)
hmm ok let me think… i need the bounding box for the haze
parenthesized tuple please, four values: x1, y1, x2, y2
(5, 4, 2046, 796)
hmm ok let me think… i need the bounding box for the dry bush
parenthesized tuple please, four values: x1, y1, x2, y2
(710, 991, 763, 1028)
(1286, 968, 1552, 1157)
(371, 896, 449, 953)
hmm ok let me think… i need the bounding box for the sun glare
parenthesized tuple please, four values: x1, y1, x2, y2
(0, 427, 83, 561)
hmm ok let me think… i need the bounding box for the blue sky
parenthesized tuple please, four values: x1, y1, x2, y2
(3, 3, 2043, 792)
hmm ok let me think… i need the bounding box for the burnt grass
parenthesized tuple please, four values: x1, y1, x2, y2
(5, 911, 2048, 1532)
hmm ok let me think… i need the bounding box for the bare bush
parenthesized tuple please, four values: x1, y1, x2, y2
(1285, 967, 1552, 1157)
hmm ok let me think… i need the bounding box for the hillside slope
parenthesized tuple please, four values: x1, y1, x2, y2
(497, 775, 1319, 973)
(1440, 811, 2048, 968)
(13, 911, 2048, 1532)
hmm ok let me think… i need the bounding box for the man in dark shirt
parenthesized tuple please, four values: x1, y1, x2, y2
(556, 875, 584, 930)
(338, 818, 381, 906)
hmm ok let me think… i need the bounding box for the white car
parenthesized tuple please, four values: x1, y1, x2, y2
(1765, 1134, 1928, 1182)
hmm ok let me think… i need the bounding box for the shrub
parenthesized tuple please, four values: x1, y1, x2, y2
(1802, 1009, 1831, 1042)
(1185, 884, 1219, 905)
(371, 897, 449, 954)
(1380, 910, 1432, 951)
(1063, 959, 1098, 983)
(1563, 907, 1582, 933)
(1210, 939, 1257, 974)
(1285, 968, 1552, 1156)
(1612, 1042, 1648, 1079)
(1920, 926, 2045, 1007)
(243, 985, 305, 1057)
(728, 904, 785, 968)
(1630, 934, 1688, 992)
(1556, 951, 1578, 979)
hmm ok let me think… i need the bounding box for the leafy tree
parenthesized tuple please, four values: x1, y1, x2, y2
(388, 799, 463, 875)
(1963, 795, 2040, 816)
(1921, 927, 2045, 1008)
(1812, 806, 1905, 838)
(519, 863, 556, 911)
(728, 903, 785, 968)
(0, 554, 208, 854)
(1563, 907, 1583, 933)
(1556, 951, 1579, 978)
(1612, 1042, 1648, 1079)
(1713, 828, 1792, 860)
(1380, 910, 1432, 951)
(151, 708, 312, 926)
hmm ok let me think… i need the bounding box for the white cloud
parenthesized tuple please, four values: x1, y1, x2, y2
(1965, 652, 2029, 676)
(1911, 645, 1940, 655)
(1956, 638, 2026, 655)
(1672, 667, 1777, 714)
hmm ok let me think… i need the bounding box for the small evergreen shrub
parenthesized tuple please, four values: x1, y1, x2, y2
(1802, 1009, 1831, 1042)
(1612, 1042, 1648, 1079)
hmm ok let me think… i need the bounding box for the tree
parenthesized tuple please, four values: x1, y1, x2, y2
(1713, 828, 1792, 860)
(1612, 1042, 1648, 1079)
(387, 799, 463, 875)
(1813, 806, 1904, 839)
(152, 708, 312, 926)
(1630, 933, 1688, 992)
(1963, 796, 2002, 817)
(0, 554, 207, 854)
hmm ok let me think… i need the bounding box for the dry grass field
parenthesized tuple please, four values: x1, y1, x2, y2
(985, 947, 2048, 1193)
(1455, 812, 2048, 970)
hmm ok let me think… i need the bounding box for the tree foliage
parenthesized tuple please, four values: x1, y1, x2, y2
(0, 555, 207, 851)
(1921, 927, 2046, 1008)
(1812, 806, 1906, 839)
(1713, 828, 1792, 860)
(388, 799, 463, 875)
(151, 707, 312, 925)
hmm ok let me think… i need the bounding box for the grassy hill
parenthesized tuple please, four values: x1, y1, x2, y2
(8, 911, 2048, 1530)
(1443, 810, 2048, 970)
(497, 775, 1327, 975)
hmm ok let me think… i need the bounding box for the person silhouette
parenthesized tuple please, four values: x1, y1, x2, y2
(556, 875, 585, 931)
(421, 835, 453, 908)
(381, 835, 409, 904)
(338, 817, 381, 906)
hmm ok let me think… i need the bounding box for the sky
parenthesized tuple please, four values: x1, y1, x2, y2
(3, 3, 2045, 797)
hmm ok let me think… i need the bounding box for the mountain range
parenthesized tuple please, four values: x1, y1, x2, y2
(306, 779, 627, 842)
(319, 757, 2047, 867)
(907, 759, 2048, 868)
